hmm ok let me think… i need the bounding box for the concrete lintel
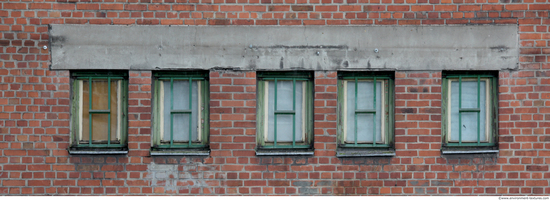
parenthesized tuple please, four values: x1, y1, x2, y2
(50, 25, 518, 71)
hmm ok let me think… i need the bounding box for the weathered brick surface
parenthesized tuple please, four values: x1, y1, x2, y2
(1, 0, 549, 195)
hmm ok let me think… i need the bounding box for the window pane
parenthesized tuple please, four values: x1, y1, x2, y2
(345, 80, 382, 143)
(90, 114, 109, 141)
(450, 80, 487, 142)
(356, 81, 377, 110)
(162, 80, 199, 143)
(172, 81, 190, 110)
(460, 112, 481, 142)
(295, 82, 303, 142)
(460, 81, 484, 109)
(169, 114, 191, 142)
(275, 115, 294, 142)
(354, 114, 375, 142)
(276, 81, 294, 110)
(91, 80, 109, 110)
(266, 81, 303, 143)
(81, 80, 120, 143)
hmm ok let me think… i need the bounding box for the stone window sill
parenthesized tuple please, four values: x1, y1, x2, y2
(150, 149, 210, 156)
(336, 149, 395, 157)
(441, 149, 499, 155)
(68, 148, 128, 155)
(256, 149, 314, 156)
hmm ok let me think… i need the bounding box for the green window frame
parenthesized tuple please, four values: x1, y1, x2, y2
(337, 72, 394, 148)
(152, 71, 209, 149)
(442, 72, 498, 147)
(256, 72, 313, 149)
(70, 71, 128, 149)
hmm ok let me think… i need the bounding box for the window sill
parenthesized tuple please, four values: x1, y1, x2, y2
(336, 149, 395, 157)
(441, 149, 499, 155)
(150, 149, 210, 156)
(256, 149, 314, 156)
(441, 145, 498, 155)
(68, 148, 128, 155)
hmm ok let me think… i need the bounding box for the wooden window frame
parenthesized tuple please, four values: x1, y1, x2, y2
(152, 71, 210, 150)
(337, 71, 394, 149)
(441, 71, 498, 149)
(70, 71, 128, 151)
(256, 71, 314, 150)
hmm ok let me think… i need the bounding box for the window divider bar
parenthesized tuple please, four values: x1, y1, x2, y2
(354, 78, 358, 146)
(355, 109, 376, 113)
(156, 144, 207, 148)
(171, 110, 192, 113)
(458, 76, 462, 146)
(373, 77, 377, 146)
(261, 78, 309, 81)
(170, 78, 174, 148)
(446, 75, 493, 78)
(341, 76, 390, 80)
(459, 108, 481, 112)
(274, 79, 278, 147)
(88, 77, 93, 147)
(446, 143, 495, 147)
(88, 110, 110, 114)
(188, 78, 192, 146)
(292, 79, 296, 148)
(76, 77, 124, 80)
(477, 75, 481, 145)
(158, 77, 205, 80)
(108, 77, 111, 146)
(274, 110, 295, 114)
(261, 144, 310, 149)
(259, 75, 310, 81)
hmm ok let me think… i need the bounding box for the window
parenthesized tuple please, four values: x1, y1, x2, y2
(152, 72, 209, 151)
(442, 72, 498, 150)
(337, 72, 394, 151)
(70, 71, 128, 152)
(256, 72, 313, 150)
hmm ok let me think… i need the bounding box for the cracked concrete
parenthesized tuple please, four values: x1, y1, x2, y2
(50, 25, 518, 71)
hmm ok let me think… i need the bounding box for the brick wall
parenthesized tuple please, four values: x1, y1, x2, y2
(1, 0, 549, 195)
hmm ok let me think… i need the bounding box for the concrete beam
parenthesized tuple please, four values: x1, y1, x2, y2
(50, 25, 518, 71)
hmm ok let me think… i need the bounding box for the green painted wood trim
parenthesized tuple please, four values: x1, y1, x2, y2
(70, 79, 80, 146)
(305, 79, 314, 146)
(337, 79, 345, 145)
(441, 72, 498, 147)
(257, 71, 312, 79)
(155, 144, 208, 148)
(260, 145, 311, 149)
(256, 80, 266, 147)
(490, 76, 498, 145)
(153, 79, 161, 147)
(256, 72, 313, 149)
(70, 72, 128, 149)
(340, 144, 392, 148)
(152, 72, 210, 149)
(446, 143, 496, 147)
(201, 79, 210, 145)
(154, 71, 209, 78)
(387, 78, 395, 146)
(120, 78, 128, 145)
(441, 77, 449, 144)
(336, 73, 394, 148)
(72, 71, 128, 77)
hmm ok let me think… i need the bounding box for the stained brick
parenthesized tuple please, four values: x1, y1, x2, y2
(0, 0, 547, 196)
